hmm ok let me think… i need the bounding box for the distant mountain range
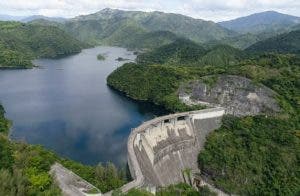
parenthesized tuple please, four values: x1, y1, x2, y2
(0, 14, 24, 21)
(219, 11, 300, 34)
(52, 8, 235, 47)
(0, 14, 66, 23)
(1, 9, 300, 52)
(21, 15, 67, 23)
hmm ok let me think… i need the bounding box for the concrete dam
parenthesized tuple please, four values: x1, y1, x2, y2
(123, 107, 225, 192)
(51, 107, 226, 195)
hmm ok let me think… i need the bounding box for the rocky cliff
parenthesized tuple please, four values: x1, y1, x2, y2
(179, 75, 280, 116)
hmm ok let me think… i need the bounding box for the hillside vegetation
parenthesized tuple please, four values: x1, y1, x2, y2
(107, 35, 300, 194)
(31, 8, 234, 48)
(28, 10, 300, 51)
(198, 115, 299, 195)
(219, 11, 300, 34)
(137, 39, 245, 66)
(109, 30, 179, 50)
(0, 21, 87, 68)
(246, 30, 300, 54)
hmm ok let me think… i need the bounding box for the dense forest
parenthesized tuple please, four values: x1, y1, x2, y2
(0, 21, 87, 68)
(137, 38, 246, 67)
(30, 8, 233, 47)
(246, 30, 300, 54)
(198, 115, 299, 195)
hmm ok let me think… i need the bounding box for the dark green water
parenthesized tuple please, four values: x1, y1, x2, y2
(0, 46, 165, 166)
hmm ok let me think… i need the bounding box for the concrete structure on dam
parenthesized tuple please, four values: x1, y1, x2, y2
(51, 107, 226, 195)
(121, 107, 225, 192)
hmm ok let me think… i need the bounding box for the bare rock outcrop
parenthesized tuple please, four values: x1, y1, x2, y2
(179, 75, 280, 117)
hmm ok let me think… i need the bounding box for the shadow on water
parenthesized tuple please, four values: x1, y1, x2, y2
(107, 86, 169, 117)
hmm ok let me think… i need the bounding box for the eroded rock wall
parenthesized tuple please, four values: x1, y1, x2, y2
(179, 75, 280, 117)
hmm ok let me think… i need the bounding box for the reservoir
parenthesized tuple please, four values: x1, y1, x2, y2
(0, 46, 165, 166)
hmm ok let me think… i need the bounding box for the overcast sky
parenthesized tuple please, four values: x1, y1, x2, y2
(1, 0, 300, 22)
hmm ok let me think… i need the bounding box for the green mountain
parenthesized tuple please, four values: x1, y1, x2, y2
(219, 11, 300, 34)
(206, 33, 261, 49)
(246, 30, 300, 54)
(200, 44, 245, 66)
(0, 21, 87, 68)
(105, 30, 179, 50)
(137, 38, 207, 65)
(108, 39, 247, 111)
(107, 37, 300, 194)
(137, 39, 245, 66)
(33, 8, 235, 48)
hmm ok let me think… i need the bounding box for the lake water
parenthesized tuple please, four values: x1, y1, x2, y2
(0, 46, 165, 166)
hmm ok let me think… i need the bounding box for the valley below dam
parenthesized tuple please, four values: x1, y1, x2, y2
(0, 46, 166, 166)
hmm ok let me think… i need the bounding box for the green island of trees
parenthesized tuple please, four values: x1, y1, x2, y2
(97, 54, 106, 60)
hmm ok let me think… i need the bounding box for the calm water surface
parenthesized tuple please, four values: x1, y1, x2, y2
(0, 47, 165, 166)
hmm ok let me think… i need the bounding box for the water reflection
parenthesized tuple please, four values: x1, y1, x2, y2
(0, 46, 165, 166)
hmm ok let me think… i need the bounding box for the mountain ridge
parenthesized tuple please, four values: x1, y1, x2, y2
(219, 11, 300, 34)
(31, 8, 235, 47)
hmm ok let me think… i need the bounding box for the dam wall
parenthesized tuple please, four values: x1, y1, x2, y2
(121, 107, 225, 191)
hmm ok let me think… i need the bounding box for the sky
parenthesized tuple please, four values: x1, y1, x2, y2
(1, 0, 300, 22)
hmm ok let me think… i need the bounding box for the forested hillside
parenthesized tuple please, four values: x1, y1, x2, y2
(107, 35, 300, 194)
(246, 30, 300, 54)
(31, 8, 234, 48)
(0, 21, 87, 68)
(219, 11, 300, 34)
(137, 39, 245, 66)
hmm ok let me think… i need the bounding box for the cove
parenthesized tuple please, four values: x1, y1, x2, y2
(0, 46, 165, 166)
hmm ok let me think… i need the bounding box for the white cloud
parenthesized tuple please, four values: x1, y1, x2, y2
(0, 0, 299, 21)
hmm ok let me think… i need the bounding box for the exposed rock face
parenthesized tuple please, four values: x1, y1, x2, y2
(179, 75, 280, 117)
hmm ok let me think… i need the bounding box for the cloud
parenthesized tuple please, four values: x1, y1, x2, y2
(0, 0, 299, 21)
